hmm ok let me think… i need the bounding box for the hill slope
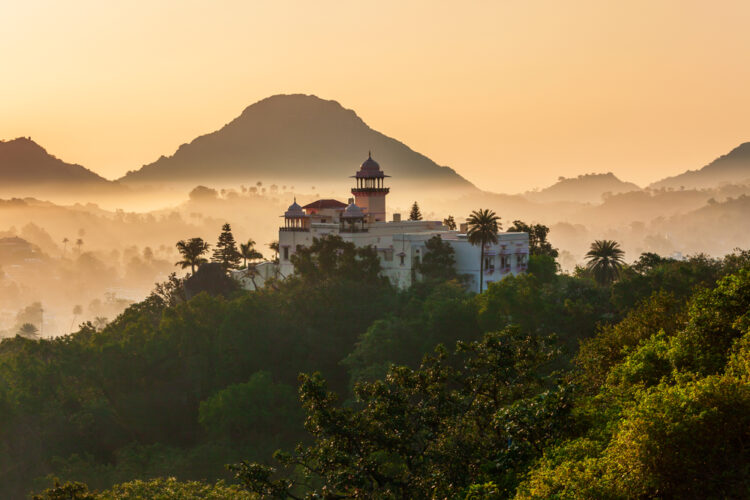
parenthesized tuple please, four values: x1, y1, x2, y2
(120, 94, 476, 192)
(524, 172, 641, 204)
(651, 142, 750, 190)
(0, 138, 122, 200)
(0, 137, 112, 185)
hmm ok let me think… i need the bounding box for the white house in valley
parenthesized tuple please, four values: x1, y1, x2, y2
(269, 153, 529, 293)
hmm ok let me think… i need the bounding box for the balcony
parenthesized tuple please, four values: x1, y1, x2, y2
(279, 227, 310, 232)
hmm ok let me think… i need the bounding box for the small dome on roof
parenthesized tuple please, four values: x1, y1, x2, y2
(342, 202, 364, 219)
(354, 151, 389, 179)
(284, 198, 306, 218)
(287, 200, 302, 211)
(361, 151, 380, 171)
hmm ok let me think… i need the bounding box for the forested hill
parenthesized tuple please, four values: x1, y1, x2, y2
(524, 172, 641, 204)
(651, 141, 750, 190)
(119, 94, 476, 191)
(11, 235, 750, 499)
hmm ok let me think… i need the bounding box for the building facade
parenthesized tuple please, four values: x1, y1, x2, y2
(276, 154, 529, 293)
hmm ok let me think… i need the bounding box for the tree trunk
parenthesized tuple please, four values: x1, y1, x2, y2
(479, 242, 485, 293)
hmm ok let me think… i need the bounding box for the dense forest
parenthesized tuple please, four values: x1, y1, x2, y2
(4, 232, 750, 498)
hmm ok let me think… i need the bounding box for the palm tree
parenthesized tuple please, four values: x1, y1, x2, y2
(75, 238, 84, 254)
(62, 237, 69, 256)
(467, 209, 501, 293)
(175, 237, 210, 274)
(240, 239, 263, 268)
(585, 239, 625, 285)
(17, 323, 39, 339)
(93, 316, 109, 332)
(269, 241, 280, 264)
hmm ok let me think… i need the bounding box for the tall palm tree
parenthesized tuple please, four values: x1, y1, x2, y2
(75, 238, 84, 254)
(62, 237, 69, 256)
(585, 239, 625, 285)
(269, 241, 280, 264)
(240, 239, 263, 268)
(467, 208, 501, 293)
(17, 323, 39, 339)
(175, 237, 210, 274)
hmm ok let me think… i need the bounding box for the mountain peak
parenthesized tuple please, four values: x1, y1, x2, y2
(120, 94, 475, 192)
(525, 172, 641, 204)
(650, 141, 750, 189)
(0, 137, 116, 195)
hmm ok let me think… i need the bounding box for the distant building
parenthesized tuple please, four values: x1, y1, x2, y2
(270, 153, 529, 293)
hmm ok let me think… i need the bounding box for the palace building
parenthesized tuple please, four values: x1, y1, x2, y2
(274, 153, 529, 292)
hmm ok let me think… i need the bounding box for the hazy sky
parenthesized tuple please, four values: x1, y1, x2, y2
(1, 0, 749, 193)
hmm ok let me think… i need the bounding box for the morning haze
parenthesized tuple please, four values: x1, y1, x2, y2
(2, 2, 750, 498)
(2, 0, 750, 192)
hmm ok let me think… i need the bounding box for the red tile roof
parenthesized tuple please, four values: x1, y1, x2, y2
(301, 199, 347, 210)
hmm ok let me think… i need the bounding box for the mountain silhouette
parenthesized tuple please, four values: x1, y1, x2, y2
(0, 137, 112, 186)
(524, 172, 641, 204)
(120, 94, 476, 191)
(651, 142, 750, 190)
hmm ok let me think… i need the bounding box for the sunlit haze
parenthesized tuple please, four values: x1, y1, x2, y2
(2, 0, 749, 193)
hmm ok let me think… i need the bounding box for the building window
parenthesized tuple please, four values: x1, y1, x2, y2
(399, 254, 405, 265)
(485, 256, 494, 270)
(283, 247, 289, 260)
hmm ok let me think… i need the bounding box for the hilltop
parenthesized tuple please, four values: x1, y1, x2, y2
(523, 172, 641, 204)
(0, 138, 112, 185)
(651, 142, 750, 190)
(0, 138, 122, 199)
(120, 94, 476, 192)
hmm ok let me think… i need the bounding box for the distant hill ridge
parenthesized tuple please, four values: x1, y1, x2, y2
(524, 172, 641, 204)
(119, 94, 476, 190)
(0, 138, 112, 185)
(651, 142, 750, 190)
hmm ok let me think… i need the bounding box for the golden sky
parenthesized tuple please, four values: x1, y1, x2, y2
(1, 0, 749, 193)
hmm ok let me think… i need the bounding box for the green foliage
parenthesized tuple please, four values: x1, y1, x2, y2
(290, 234, 384, 285)
(526, 254, 558, 283)
(235, 327, 563, 498)
(100, 477, 250, 499)
(32, 479, 96, 500)
(443, 214, 457, 230)
(184, 262, 239, 299)
(18, 321, 40, 338)
(603, 375, 750, 498)
(211, 223, 242, 271)
(5, 245, 750, 499)
(467, 208, 501, 292)
(33, 477, 250, 500)
(409, 201, 423, 220)
(174, 237, 210, 274)
(668, 268, 750, 375)
(199, 371, 302, 442)
(477, 273, 610, 356)
(584, 240, 625, 286)
(507, 220, 558, 258)
(611, 252, 722, 313)
(416, 234, 459, 284)
(238, 239, 263, 268)
(343, 281, 479, 385)
(576, 291, 685, 390)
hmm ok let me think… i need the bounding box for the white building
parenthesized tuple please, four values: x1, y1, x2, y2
(273, 153, 529, 293)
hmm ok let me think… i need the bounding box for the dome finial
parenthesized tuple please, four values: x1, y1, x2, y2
(368, 150, 371, 159)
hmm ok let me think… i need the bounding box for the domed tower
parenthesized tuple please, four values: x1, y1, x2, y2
(282, 198, 309, 231)
(351, 152, 390, 222)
